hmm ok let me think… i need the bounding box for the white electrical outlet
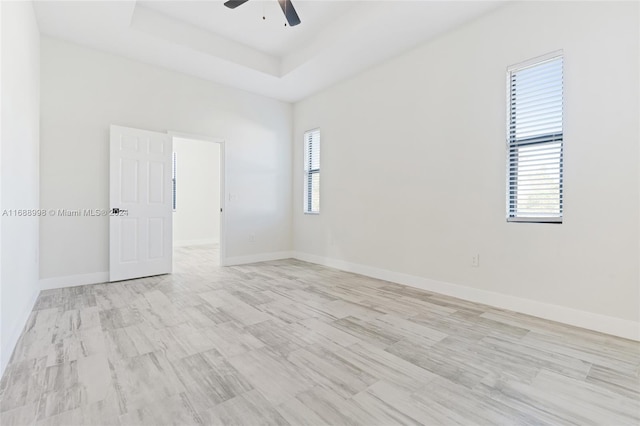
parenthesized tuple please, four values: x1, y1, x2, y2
(249, 234, 256, 243)
(472, 254, 480, 267)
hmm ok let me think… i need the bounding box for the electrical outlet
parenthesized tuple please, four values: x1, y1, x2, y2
(249, 234, 256, 243)
(471, 254, 480, 267)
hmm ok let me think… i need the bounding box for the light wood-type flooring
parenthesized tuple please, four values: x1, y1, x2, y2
(1, 245, 639, 425)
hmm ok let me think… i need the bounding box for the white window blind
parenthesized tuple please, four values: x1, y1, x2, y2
(172, 152, 177, 211)
(507, 53, 563, 223)
(303, 129, 320, 214)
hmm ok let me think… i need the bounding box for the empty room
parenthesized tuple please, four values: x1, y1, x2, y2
(1, 0, 639, 425)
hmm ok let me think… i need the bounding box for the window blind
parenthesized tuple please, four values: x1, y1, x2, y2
(507, 54, 563, 223)
(303, 129, 320, 214)
(172, 152, 177, 211)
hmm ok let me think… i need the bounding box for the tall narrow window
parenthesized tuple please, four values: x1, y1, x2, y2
(172, 151, 177, 211)
(303, 129, 320, 214)
(507, 53, 563, 223)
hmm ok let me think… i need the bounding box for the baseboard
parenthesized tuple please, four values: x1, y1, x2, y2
(223, 251, 293, 266)
(39, 249, 293, 287)
(1, 288, 39, 377)
(40, 272, 109, 290)
(292, 251, 640, 342)
(173, 238, 219, 247)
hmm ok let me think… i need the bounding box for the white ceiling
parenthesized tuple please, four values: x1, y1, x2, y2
(140, 1, 360, 57)
(33, 0, 504, 102)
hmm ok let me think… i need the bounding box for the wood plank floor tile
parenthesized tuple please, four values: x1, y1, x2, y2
(275, 397, 326, 426)
(0, 244, 638, 425)
(201, 390, 289, 426)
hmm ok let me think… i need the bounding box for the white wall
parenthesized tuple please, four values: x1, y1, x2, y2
(1, 1, 41, 375)
(173, 137, 221, 247)
(293, 2, 639, 335)
(40, 37, 292, 281)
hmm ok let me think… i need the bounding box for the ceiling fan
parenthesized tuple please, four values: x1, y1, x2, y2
(224, 0, 301, 27)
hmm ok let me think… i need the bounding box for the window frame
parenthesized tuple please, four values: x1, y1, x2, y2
(303, 128, 320, 214)
(506, 51, 564, 224)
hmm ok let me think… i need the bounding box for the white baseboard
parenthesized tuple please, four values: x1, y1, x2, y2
(40, 272, 109, 290)
(1, 288, 39, 377)
(173, 238, 219, 247)
(38, 249, 293, 288)
(34, 252, 639, 341)
(292, 251, 640, 342)
(223, 251, 293, 266)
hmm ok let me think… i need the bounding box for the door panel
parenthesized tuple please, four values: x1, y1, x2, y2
(148, 161, 165, 203)
(148, 218, 165, 259)
(110, 125, 172, 282)
(120, 158, 139, 202)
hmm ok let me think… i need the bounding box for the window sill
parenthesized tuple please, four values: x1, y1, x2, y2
(507, 217, 562, 224)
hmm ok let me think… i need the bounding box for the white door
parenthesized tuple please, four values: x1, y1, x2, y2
(109, 125, 172, 282)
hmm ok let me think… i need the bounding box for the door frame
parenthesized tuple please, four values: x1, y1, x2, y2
(168, 130, 228, 266)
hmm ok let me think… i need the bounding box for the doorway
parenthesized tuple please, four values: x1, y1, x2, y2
(170, 134, 225, 267)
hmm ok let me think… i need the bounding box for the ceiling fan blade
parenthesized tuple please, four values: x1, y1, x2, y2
(277, 0, 301, 26)
(224, 0, 250, 9)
